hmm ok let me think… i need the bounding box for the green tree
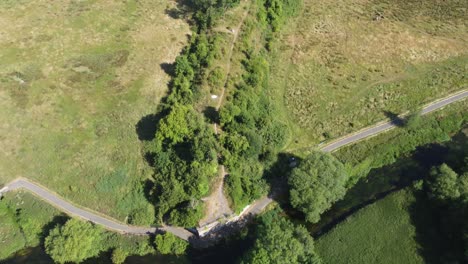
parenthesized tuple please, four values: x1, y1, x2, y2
(289, 151, 348, 223)
(405, 109, 422, 130)
(427, 164, 461, 201)
(111, 248, 128, 264)
(155, 232, 188, 255)
(242, 210, 321, 264)
(45, 219, 104, 263)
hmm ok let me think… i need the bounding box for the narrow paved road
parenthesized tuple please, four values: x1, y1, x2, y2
(321, 90, 468, 152)
(0, 178, 193, 240)
(0, 90, 466, 241)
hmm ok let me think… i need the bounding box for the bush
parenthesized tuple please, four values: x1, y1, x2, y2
(111, 248, 129, 264)
(289, 151, 348, 223)
(155, 232, 188, 255)
(242, 209, 321, 264)
(45, 219, 104, 263)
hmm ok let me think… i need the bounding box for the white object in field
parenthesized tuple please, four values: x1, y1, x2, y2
(211, 94, 218, 99)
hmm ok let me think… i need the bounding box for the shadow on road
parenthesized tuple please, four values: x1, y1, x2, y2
(383, 110, 405, 127)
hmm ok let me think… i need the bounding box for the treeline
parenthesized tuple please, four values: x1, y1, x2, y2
(220, 0, 301, 211)
(146, 0, 241, 226)
(43, 218, 187, 263)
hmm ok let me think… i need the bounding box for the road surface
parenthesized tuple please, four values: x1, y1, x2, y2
(321, 90, 468, 152)
(0, 90, 466, 241)
(0, 178, 193, 240)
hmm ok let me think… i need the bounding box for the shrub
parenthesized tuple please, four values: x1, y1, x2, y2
(155, 232, 188, 255)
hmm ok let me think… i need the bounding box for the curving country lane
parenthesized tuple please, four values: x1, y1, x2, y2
(321, 90, 468, 152)
(0, 90, 466, 241)
(0, 178, 193, 240)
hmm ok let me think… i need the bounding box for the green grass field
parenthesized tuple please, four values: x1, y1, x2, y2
(0, 0, 189, 223)
(316, 189, 423, 264)
(269, 0, 468, 148)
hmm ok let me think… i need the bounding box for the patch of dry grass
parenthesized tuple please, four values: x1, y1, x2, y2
(0, 0, 189, 223)
(269, 0, 468, 147)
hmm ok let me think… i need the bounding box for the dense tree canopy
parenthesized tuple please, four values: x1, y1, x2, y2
(155, 232, 188, 255)
(289, 151, 348, 223)
(426, 163, 468, 201)
(45, 219, 104, 263)
(242, 210, 321, 264)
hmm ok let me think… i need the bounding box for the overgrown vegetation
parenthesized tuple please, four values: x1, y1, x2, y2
(0, 192, 61, 260)
(242, 209, 321, 264)
(269, 0, 468, 147)
(155, 232, 189, 255)
(45, 219, 105, 263)
(315, 128, 468, 264)
(334, 100, 467, 185)
(145, 0, 304, 222)
(289, 151, 348, 223)
(0, 193, 155, 263)
(221, 0, 302, 212)
(145, 0, 242, 226)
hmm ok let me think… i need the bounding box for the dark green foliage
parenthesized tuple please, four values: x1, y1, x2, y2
(242, 210, 321, 264)
(426, 164, 467, 201)
(190, 0, 241, 30)
(289, 151, 348, 223)
(226, 163, 267, 212)
(148, 104, 217, 223)
(421, 162, 468, 263)
(168, 200, 205, 227)
(45, 219, 104, 264)
(155, 232, 188, 255)
(144, 0, 246, 226)
(219, 53, 289, 210)
(219, 0, 304, 210)
(208, 67, 225, 88)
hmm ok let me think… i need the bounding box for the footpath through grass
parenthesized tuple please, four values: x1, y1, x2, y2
(316, 189, 423, 264)
(0, 0, 189, 224)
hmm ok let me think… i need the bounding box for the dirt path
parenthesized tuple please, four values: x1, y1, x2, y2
(200, 1, 251, 227)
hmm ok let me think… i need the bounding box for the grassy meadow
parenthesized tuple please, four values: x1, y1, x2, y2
(0, 0, 189, 223)
(269, 0, 468, 148)
(316, 189, 423, 264)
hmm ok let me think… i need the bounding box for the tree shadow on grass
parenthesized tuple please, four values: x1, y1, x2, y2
(261, 152, 303, 216)
(160, 62, 176, 76)
(165, 0, 192, 20)
(39, 214, 70, 245)
(408, 191, 445, 264)
(135, 113, 166, 141)
(203, 106, 219, 124)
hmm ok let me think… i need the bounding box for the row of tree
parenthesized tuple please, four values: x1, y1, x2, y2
(220, 0, 303, 212)
(146, 0, 241, 226)
(44, 218, 187, 263)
